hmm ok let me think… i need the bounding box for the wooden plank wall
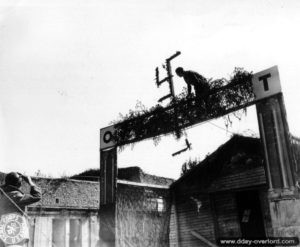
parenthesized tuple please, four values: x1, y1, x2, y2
(208, 167, 266, 192)
(169, 199, 179, 247)
(259, 189, 273, 237)
(213, 192, 241, 238)
(170, 167, 271, 246)
(172, 194, 215, 247)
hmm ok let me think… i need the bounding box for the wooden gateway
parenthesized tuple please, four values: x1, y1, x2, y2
(100, 65, 300, 246)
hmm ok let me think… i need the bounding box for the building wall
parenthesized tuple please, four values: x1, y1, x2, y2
(27, 209, 99, 247)
(172, 193, 215, 247)
(169, 191, 241, 246)
(116, 182, 171, 247)
(213, 192, 241, 238)
(169, 166, 272, 246)
(2, 172, 175, 247)
(24, 178, 100, 247)
(208, 167, 266, 192)
(269, 199, 300, 238)
(259, 189, 273, 237)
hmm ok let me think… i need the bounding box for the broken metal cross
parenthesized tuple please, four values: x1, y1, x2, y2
(155, 51, 181, 103)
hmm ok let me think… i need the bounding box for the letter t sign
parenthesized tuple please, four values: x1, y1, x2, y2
(258, 73, 271, 91)
(252, 66, 281, 100)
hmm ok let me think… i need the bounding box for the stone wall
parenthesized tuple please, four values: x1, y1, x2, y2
(116, 182, 171, 247)
(269, 199, 300, 238)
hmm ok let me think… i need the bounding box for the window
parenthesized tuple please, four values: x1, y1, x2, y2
(69, 219, 82, 247)
(52, 219, 66, 247)
(144, 197, 166, 214)
(52, 218, 82, 247)
(156, 197, 165, 213)
(27, 218, 35, 247)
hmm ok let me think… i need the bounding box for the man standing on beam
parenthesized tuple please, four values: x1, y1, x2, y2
(175, 67, 210, 100)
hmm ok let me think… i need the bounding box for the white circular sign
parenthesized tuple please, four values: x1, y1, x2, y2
(0, 213, 28, 245)
(103, 131, 113, 143)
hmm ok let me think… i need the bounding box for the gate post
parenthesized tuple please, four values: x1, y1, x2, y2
(99, 126, 117, 247)
(253, 66, 296, 197)
(253, 66, 300, 238)
(256, 93, 296, 197)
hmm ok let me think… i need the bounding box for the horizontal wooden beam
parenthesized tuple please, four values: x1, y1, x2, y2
(116, 98, 258, 147)
(190, 230, 218, 247)
(113, 78, 256, 147)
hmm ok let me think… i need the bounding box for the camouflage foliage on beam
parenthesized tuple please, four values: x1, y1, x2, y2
(112, 68, 254, 147)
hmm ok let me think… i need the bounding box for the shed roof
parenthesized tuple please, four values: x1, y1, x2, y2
(171, 135, 264, 189)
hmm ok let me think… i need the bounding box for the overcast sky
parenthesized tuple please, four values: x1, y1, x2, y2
(1, 0, 300, 179)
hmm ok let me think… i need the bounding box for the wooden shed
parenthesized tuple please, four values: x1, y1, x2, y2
(169, 135, 273, 247)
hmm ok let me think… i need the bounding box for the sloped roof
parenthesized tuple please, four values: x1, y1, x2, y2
(0, 173, 99, 210)
(72, 166, 174, 186)
(171, 135, 264, 189)
(31, 177, 99, 209)
(0, 166, 173, 210)
(118, 166, 174, 186)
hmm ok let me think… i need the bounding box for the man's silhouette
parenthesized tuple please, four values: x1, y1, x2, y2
(175, 67, 210, 99)
(0, 172, 41, 247)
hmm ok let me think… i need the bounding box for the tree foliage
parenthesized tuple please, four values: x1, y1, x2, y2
(180, 158, 200, 176)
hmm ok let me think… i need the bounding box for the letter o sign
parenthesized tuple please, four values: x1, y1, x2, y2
(100, 126, 116, 149)
(103, 131, 113, 144)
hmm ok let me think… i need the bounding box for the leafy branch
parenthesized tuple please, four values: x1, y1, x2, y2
(112, 68, 254, 148)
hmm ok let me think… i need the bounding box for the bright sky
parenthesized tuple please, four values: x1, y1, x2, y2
(1, 0, 300, 179)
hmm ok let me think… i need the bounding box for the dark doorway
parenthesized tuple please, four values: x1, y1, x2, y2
(236, 190, 266, 238)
